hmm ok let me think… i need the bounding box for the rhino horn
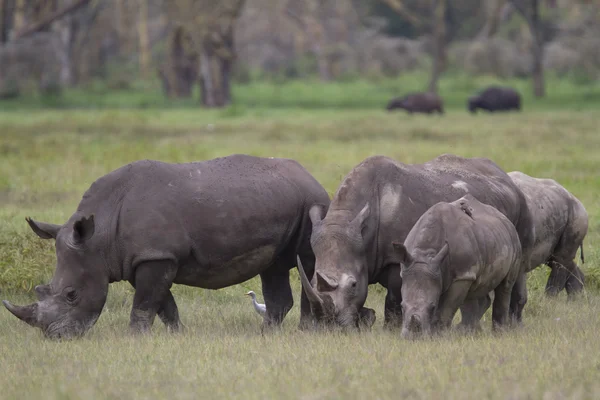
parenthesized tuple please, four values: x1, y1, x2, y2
(296, 256, 324, 308)
(3, 300, 39, 327)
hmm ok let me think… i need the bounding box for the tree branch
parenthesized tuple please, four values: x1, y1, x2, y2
(14, 0, 91, 40)
(379, 0, 423, 27)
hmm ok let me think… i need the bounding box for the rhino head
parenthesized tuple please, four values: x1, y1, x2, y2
(3, 215, 109, 339)
(298, 204, 371, 329)
(467, 96, 479, 113)
(392, 241, 449, 339)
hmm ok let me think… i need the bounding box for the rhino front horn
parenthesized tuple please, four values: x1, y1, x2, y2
(3, 300, 39, 327)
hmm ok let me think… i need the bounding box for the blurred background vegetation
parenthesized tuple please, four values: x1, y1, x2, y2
(1, 0, 599, 110)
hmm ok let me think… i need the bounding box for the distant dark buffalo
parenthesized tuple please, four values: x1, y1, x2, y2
(386, 92, 444, 114)
(468, 86, 521, 113)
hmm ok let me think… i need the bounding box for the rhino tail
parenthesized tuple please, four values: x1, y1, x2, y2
(580, 243, 585, 264)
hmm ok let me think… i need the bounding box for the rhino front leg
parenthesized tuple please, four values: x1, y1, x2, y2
(459, 294, 491, 332)
(157, 290, 183, 332)
(130, 260, 178, 334)
(260, 262, 294, 331)
(436, 280, 472, 332)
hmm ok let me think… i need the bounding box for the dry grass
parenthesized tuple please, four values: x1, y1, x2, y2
(0, 108, 599, 399)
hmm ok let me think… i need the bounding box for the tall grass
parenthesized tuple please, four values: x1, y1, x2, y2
(0, 107, 599, 398)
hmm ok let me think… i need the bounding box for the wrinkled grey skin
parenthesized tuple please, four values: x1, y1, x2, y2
(509, 171, 588, 297)
(299, 154, 534, 329)
(393, 195, 522, 338)
(468, 86, 521, 113)
(386, 92, 444, 114)
(3, 154, 330, 339)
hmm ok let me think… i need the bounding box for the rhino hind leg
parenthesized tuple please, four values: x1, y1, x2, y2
(157, 290, 183, 332)
(545, 260, 570, 297)
(509, 272, 527, 324)
(492, 277, 515, 331)
(565, 265, 585, 298)
(129, 260, 178, 334)
(259, 260, 294, 331)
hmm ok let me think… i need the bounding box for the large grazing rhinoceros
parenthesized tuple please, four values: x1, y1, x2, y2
(392, 195, 522, 338)
(508, 171, 588, 297)
(297, 154, 534, 329)
(3, 154, 330, 339)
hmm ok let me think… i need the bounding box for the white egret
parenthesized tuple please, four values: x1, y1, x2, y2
(245, 291, 267, 316)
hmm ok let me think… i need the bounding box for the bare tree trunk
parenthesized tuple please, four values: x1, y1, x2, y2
(478, 0, 507, 38)
(428, 0, 446, 93)
(530, 0, 545, 97)
(509, 0, 545, 97)
(56, 15, 73, 86)
(137, 0, 150, 78)
(14, 0, 27, 35)
(0, 0, 7, 44)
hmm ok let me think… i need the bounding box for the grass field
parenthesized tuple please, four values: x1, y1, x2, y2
(1, 105, 599, 399)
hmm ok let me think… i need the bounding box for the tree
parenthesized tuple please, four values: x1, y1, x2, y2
(378, 0, 448, 94)
(166, 0, 247, 108)
(428, 0, 446, 93)
(507, 0, 556, 97)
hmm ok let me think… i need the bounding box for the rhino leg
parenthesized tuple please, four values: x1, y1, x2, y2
(545, 260, 570, 296)
(492, 278, 514, 331)
(565, 265, 585, 298)
(459, 294, 491, 332)
(437, 280, 471, 332)
(260, 260, 294, 331)
(129, 260, 178, 334)
(157, 290, 183, 332)
(383, 290, 403, 329)
(509, 272, 527, 324)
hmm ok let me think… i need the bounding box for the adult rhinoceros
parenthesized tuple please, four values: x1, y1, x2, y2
(508, 171, 588, 297)
(3, 154, 330, 338)
(297, 154, 534, 329)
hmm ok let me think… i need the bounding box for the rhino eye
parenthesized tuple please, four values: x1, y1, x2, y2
(65, 289, 78, 303)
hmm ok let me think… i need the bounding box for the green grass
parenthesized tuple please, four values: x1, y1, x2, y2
(1, 106, 600, 399)
(2, 72, 600, 111)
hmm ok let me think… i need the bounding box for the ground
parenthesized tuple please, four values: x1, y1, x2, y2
(0, 107, 599, 399)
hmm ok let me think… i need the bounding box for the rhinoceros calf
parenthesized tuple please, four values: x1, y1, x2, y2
(297, 154, 534, 329)
(467, 86, 521, 113)
(509, 171, 588, 297)
(392, 195, 522, 338)
(3, 154, 330, 339)
(386, 92, 444, 114)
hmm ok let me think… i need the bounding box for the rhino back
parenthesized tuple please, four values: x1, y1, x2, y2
(76, 155, 328, 287)
(327, 154, 528, 281)
(509, 171, 588, 269)
(406, 199, 521, 297)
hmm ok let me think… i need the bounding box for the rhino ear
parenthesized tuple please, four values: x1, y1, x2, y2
(352, 203, 370, 229)
(73, 215, 95, 243)
(26, 217, 61, 240)
(432, 241, 450, 265)
(316, 272, 339, 292)
(392, 242, 413, 266)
